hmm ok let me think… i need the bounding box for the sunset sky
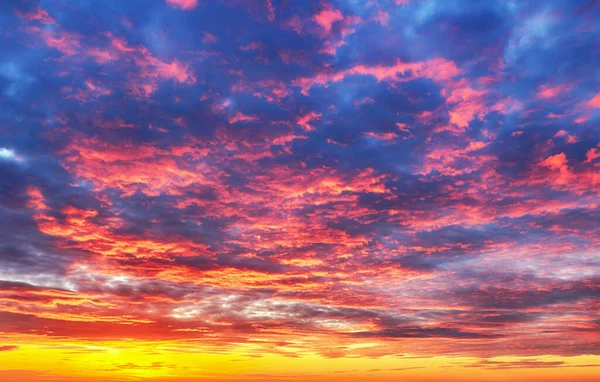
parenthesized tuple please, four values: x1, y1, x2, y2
(1, 0, 600, 381)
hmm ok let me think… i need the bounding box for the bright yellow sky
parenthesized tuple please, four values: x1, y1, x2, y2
(1, 338, 599, 382)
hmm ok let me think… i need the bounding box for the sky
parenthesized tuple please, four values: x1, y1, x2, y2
(0, 0, 600, 381)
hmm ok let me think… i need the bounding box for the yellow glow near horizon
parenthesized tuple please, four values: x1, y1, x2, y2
(0, 338, 599, 382)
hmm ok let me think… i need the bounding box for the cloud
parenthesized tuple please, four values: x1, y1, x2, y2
(229, 112, 259, 124)
(166, 0, 199, 11)
(586, 92, 600, 108)
(352, 327, 500, 339)
(314, 6, 345, 35)
(2, 0, 600, 372)
(0, 148, 16, 161)
(16, 6, 55, 24)
(293, 57, 461, 95)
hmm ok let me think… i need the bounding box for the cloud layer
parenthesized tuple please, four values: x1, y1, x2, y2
(1, 0, 600, 379)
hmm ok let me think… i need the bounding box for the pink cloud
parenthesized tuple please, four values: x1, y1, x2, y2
(94, 118, 136, 129)
(28, 27, 81, 55)
(443, 83, 522, 131)
(86, 47, 119, 64)
(232, 79, 291, 104)
(585, 145, 600, 163)
(420, 141, 492, 176)
(371, 10, 390, 26)
(302, 4, 362, 55)
(282, 15, 304, 34)
(492, 97, 523, 114)
(128, 82, 159, 99)
(296, 111, 322, 131)
(313, 5, 344, 35)
(318, 39, 347, 55)
(353, 97, 375, 109)
(65, 79, 112, 103)
(229, 112, 259, 124)
(541, 153, 568, 170)
(293, 58, 461, 95)
(539, 153, 574, 186)
(266, 0, 275, 21)
(586, 92, 600, 108)
(396, 122, 411, 133)
(153, 60, 196, 84)
(554, 130, 578, 144)
(364, 131, 397, 141)
(17, 6, 55, 24)
(166, 0, 198, 11)
(537, 83, 570, 99)
(292, 57, 521, 134)
(202, 32, 218, 44)
(103, 33, 196, 97)
(442, 79, 488, 129)
(240, 41, 264, 51)
(110, 35, 137, 53)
